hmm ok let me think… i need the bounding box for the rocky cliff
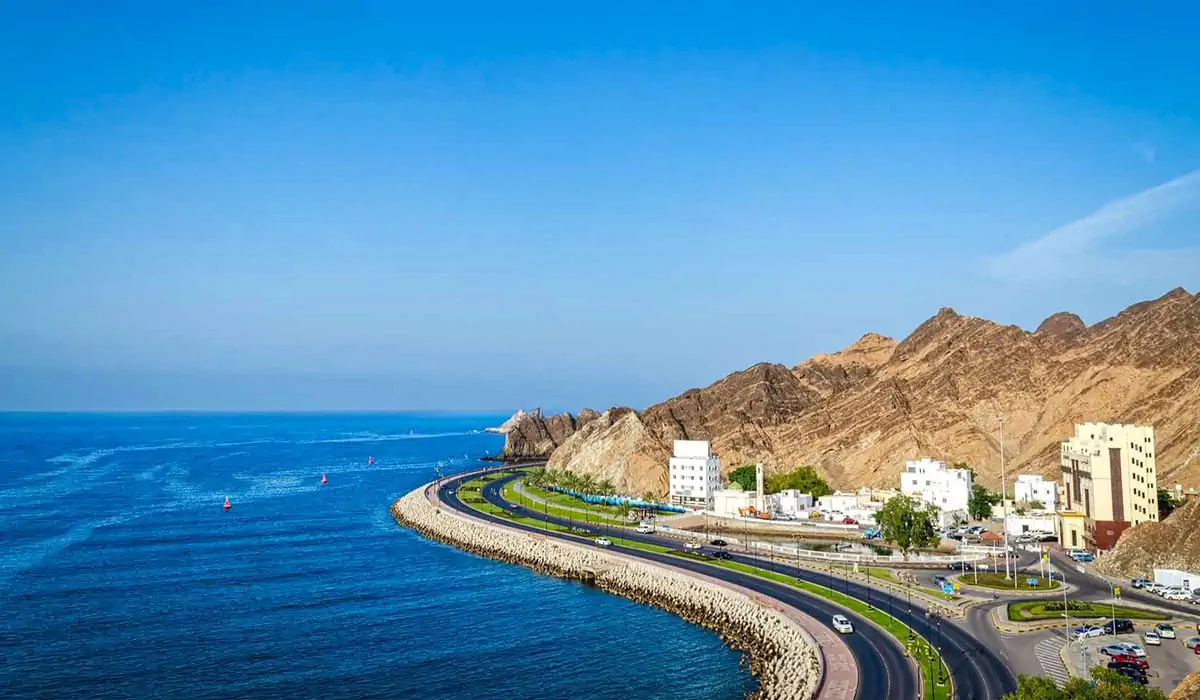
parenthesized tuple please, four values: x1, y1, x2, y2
(535, 288, 1200, 494)
(493, 407, 601, 460)
(1094, 497, 1200, 579)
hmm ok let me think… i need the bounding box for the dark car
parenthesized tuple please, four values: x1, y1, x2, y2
(1108, 662, 1148, 683)
(710, 539, 728, 547)
(711, 551, 732, 560)
(1104, 619, 1135, 635)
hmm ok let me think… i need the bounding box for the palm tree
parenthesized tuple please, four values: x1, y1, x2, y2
(597, 478, 615, 497)
(526, 467, 546, 487)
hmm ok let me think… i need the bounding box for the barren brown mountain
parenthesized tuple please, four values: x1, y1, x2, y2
(498, 288, 1200, 496)
(1093, 497, 1200, 579)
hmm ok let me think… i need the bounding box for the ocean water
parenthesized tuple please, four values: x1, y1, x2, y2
(0, 413, 754, 699)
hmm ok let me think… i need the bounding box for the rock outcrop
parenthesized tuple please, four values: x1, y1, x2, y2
(546, 288, 1200, 493)
(392, 484, 823, 700)
(1094, 497, 1200, 579)
(494, 407, 601, 460)
(1171, 671, 1200, 700)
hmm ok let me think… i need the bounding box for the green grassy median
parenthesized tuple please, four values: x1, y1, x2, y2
(957, 572, 1059, 590)
(1007, 600, 1168, 622)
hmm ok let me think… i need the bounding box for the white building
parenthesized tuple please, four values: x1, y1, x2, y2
(771, 490, 814, 517)
(1004, 515, 1056, 537)
(713, 487, 755, 517)
(817, 492, 860, 513)
(1153, 569, 1200, 592)
(668, 440, 721, 509)
(1013, 474, 1058, 511)
(900, 458, 972, 526)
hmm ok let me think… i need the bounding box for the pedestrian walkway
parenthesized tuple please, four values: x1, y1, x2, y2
(1034, 637, 1071, 688)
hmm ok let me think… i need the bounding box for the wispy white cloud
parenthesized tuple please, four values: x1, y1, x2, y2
(1135, 142, 1157, 164)
(987, 170, 1200, 283)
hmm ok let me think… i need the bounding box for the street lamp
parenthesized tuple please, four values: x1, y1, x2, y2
(998, 414, 1012, 580)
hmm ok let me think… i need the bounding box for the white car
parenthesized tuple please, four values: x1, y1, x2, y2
(1114, 642, 1147, 657)
(1144, 631, 1162, 646)
(594, 537, 612, 547)
(1165, 588, 1191, 601)
(635, 524, 654, 534)
(684, 541, 703, 550)
(1154, 623, 1176, 639)
(832, 615, 854, 634)
(1075, 625, 1105, 639)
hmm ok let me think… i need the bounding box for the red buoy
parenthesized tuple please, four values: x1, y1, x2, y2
(321, 473, 328, 485)
(368, 456, 374, 465)
(223, 497, 231, 511)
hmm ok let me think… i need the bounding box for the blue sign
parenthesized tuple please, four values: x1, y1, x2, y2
(1027, 577, 1039, 587)
(941, 583, 954, 594)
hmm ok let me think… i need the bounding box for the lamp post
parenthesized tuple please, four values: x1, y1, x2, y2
(998, 414, 1012, 580)
(907, 585, 913, 642)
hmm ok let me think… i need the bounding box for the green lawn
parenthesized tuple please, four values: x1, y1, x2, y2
(502, 484, 635, 528)
(1007, 601, 1168, 622)
(957, 572, 1060, 590)
(522, 481, 636, 518)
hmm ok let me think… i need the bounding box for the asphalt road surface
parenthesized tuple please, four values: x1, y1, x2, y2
(439, 469, 918, 700)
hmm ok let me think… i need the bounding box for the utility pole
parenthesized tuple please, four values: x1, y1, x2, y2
(998, 414, 1012, 580)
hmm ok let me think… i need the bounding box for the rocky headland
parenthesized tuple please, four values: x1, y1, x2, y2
(392, 483, 824, 700)
(498, 288, 1200, 494)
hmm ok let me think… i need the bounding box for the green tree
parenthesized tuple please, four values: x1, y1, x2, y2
(1157, 488, 1180, 519)
(968, 484, 1000, 521)
(765, 465, 832, 497)
(1003, 667, 1167, 699)
(596, 478, 616, 496)
(876, 494, 940, 557)
(728, 464, 758, 491)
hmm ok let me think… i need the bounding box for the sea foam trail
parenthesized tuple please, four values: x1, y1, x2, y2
(392, 484, 824, 700)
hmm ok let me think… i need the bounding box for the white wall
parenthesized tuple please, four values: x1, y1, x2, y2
(1153, 569, 1200, 591)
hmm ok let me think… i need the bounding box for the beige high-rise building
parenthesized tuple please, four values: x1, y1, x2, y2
(1059, 422, 1158, 550)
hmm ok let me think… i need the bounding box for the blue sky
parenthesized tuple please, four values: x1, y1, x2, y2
(2, 2, 1198, 412)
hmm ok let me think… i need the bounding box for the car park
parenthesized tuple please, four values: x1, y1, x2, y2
(832, 615, 853, 634)
(1154, 623, 1176, 639)
(1143, 631, 1161, 646)
(594, 537, 612, 547)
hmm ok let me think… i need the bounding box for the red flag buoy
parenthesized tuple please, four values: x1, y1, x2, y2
(223, 497, 231, 511)
(321, 473, 328, 485)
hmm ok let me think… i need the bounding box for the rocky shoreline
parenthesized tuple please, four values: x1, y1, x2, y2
(391, 484, 823, 700)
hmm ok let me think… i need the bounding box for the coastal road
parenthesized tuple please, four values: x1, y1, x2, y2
(472, 470, 1018, 700)
(442, 470, 917, 700)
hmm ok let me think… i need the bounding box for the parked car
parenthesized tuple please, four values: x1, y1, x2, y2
(711, 551, 732, 560)
(1144, 583, 1165, 595)
(1108, 653, 1148, 668)
(594, 537, 612, 547)
(932, 575, 950, 588)
(1118, 643, 1147, 657)
(1101, 644, 1132, 656)
(832, 614, 854, 634)
(710, 539, 728, 547)
(1103, 619, 1134, 635)
(1075, 625, 1105, 639)
(1108, 662, 1149, 685)
(683, 541, 703, 550)
(1183, 636, 1200, 650)
(1131, 578, 1151, 589)
(842, 517, 858, 525)
(1165, 588, 1192, 601)
(1154, 623, 1176, 639)
(1144, 631, 1162, 646)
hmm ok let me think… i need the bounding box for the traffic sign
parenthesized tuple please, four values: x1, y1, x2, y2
(1026, 577, 1039, 587)
(1113, 586, 1121, 597)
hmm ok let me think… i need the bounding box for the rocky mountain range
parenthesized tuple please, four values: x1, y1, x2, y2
(495, 288, 1200, 496)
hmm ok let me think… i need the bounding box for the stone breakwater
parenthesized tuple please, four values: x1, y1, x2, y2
(392, 485, 822, 700)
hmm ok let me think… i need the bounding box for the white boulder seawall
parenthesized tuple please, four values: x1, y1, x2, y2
(391, 484, 823, 700)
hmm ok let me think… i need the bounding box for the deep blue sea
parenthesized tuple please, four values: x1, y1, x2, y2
(0, 413, 753, 699)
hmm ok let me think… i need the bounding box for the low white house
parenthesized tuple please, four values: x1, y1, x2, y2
(712, 487, 755, 517)
(668, 440, 721, 509)
(1153, 569, 1200, 592)
(818, 492, 860, 513)
(773, 489, 814, 516)
(1013, 474, 1058, 511)
(899, 457, 971, 527)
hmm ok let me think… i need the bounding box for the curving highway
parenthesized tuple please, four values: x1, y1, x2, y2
(455, 468, 1019, 699)
(439, 468, 919, 700)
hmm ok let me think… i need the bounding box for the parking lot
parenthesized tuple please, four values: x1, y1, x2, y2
(1068, 629, 1200, 692)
